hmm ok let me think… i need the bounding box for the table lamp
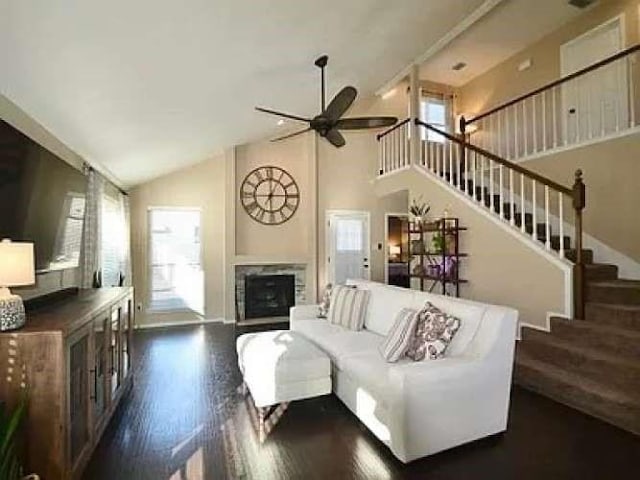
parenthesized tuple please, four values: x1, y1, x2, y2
(389, 245, 401, 259)
(0, 239, 35, 331)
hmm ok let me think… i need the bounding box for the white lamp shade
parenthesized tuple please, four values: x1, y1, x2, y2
(0, 240, 35, 286)
(389, 245, 401, 256)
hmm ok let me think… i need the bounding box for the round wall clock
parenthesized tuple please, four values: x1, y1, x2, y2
(240, 165, 300, 225)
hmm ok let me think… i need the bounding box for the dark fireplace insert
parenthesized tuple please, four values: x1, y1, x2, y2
(244, 274, 295, 319)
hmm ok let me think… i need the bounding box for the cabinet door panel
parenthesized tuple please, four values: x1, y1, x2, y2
(110, 307, 121, 400)
(92, 312, 109, 429)
(122, 297, 133, 379)
(68, 329, 90, 466)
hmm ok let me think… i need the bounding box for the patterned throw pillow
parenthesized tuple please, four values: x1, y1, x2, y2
(327, 285, 370, 331)
(318, 283, 332, 318)
(406, 302, 461, 361)
(378, 308, 419, 362)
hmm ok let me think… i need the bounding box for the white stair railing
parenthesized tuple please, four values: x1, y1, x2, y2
(462, 45, 640, 161)
(415, 120, 587, 319)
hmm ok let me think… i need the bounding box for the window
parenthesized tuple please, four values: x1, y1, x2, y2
(102, 194, 125, 286)
(335, 219, 364, 252)
(421, 96, 448, 142)
(148, 208, 203, 314)
(51, 193, 86, 270)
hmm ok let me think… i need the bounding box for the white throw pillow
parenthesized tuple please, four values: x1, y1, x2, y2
(378, 308, 419, 363)
(327, 285, 370, 331)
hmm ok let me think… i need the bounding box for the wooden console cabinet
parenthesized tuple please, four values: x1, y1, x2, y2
(0, 287, 135, 480)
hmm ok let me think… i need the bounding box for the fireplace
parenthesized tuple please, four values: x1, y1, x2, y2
(244, 274, 295, 319)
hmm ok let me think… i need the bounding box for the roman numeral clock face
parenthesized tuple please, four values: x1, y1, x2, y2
(240, 166, 300, 225)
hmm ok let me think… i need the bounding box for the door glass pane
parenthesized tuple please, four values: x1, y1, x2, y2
(149, 209, 204, 313)
(336, 219, 363, 252)
(333, 216, 367, 285)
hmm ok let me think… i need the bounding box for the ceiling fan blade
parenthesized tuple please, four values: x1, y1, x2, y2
(324, 129, 346, 148)
(335, 117, 398, 130)
(270, 128, 312, 142)
(324, 86, 357, 122)
(255, 107, 310, 123)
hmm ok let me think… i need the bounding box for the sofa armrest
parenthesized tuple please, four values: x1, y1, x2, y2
(290, 304, 321, 322)
(387, 355, 513, 461)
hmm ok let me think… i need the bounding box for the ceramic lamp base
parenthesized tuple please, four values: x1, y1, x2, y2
(0, 293, 26, 331)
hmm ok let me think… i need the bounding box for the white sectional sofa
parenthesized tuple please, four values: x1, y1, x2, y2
(289, 280, 518, 463)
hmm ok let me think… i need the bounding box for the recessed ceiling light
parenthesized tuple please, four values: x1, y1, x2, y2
(277, 119, 285, 125)
(452, 62, 467, 71)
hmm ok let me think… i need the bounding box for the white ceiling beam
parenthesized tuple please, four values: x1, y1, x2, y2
(375, 0, 507, 96)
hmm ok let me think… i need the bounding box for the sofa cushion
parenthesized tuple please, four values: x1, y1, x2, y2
(412, 291, 486, 357)
(291, 318, 383, 369)
(379, 308, 419, 362)
(406, 303, 461, 361)
(328, 285, 370, 331)
(339, 351, 413, 406)
(363, 284, 416, 337)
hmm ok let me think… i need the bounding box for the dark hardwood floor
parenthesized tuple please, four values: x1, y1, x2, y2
(83, 323, 640, 480)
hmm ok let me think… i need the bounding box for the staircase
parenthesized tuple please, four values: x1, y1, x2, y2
(517, 266, 640, 434)
(377, 116, 640, 435)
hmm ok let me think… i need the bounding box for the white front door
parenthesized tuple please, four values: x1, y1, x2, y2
(327, 211, 370, 286)
(561, 17, 627, 143)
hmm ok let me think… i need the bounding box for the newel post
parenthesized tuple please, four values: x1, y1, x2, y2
(572, 169, 586, 320)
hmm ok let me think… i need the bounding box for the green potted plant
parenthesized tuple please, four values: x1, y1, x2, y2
(409, 196, 430, 228)
(0, 395, 38, 480)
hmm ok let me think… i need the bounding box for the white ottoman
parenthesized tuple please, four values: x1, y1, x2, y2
(236, 330, 331, 441)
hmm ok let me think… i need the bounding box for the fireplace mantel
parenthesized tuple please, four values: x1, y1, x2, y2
(233, 255, 312, 266)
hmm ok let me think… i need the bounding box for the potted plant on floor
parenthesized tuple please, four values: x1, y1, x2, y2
(0, 396, 38, 480)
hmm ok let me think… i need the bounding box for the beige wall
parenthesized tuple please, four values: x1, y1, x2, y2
(525, 131, 640, 262)
(235, 135, 312, 258)
(128, 84, 412, 324)
(316, 82, 411, 293)
(375, 169, 568, 329)
(129, 154, 227, 325)
(458, 0, 640, 116)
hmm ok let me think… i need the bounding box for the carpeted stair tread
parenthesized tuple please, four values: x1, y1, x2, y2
(519, 330, 640, 391)
(549, 317, 640, 360)
(585, 302, 640, 331)
(516, 351, 640, 435)
(584, 263, 619, 281)
(587, 279, 640, 305)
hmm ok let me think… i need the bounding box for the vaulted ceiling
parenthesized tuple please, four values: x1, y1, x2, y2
(1, 0, 487, 187)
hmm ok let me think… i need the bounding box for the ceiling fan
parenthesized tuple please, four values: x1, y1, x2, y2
(255, 55, 398, 148)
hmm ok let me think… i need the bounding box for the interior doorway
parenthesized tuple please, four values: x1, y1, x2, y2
(384, 213, 410, 288)
(326, 210, 370, 286)
(561, 16, 627, 143)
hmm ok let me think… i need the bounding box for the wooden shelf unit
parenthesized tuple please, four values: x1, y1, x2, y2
(407, 218, 467, 297)
(0, 287, 134, 480)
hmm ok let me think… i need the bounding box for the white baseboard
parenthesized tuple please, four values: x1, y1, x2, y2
(135, 317, 224, 330)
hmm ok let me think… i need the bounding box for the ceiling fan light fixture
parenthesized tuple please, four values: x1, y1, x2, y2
(255, 56, 398, 148)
